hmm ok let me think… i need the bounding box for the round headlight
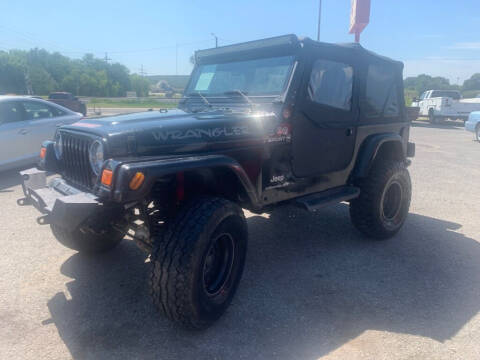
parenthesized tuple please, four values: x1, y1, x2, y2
(89, 140, 104, 175)
(54, 132, 63, 159)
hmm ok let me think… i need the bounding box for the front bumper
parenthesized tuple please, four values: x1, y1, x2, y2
(18, 168, 100, 229)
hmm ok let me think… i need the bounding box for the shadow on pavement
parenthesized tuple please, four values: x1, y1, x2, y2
(44, 204, 480, 359)
(0, 168, 24, 192)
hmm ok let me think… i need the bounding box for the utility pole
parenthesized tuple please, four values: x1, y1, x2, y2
(140, 65, 146, 77)
(317, 0, 322, 41)
(211, 33, 218, 48)
(103, 52, 111, 63)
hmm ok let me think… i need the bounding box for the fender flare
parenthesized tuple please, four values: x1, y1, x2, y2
(353, 133, 405, 178)
(108, 154, 261, 210)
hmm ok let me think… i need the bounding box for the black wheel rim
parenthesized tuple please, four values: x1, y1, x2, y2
(382, 181, 403, 223)
(203, 233, 235, 296)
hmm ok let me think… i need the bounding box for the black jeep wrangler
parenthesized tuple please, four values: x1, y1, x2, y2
(19, 35, 415, 329)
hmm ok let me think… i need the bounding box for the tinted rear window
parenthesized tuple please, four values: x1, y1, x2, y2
(363, 64, 400, 118)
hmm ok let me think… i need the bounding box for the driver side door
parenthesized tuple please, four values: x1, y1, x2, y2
(292, 51, 359, 179)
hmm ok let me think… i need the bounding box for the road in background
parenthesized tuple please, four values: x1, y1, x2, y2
(86, 107, 155, 117)
(0, 124, 479, 359)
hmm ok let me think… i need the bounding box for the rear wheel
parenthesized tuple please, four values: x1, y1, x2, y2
(476, 125, 480, 142)
(150, 197, 248, 329)
(350, 160, 411, 240)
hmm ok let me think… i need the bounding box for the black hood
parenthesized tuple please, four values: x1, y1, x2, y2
(62, 108, 278, 157)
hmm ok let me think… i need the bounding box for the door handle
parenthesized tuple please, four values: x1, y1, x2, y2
(346, 128, 353, 136)
(18, 129, 29, 135)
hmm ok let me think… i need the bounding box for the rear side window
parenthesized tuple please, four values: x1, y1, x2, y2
(22, 101, 59, 120)
(308, 59, 353, 111)
(0, 101, 24, 124)
(364, 64, 399, 118)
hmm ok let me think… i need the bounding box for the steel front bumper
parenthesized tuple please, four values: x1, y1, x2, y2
(18, 168, 100, 229)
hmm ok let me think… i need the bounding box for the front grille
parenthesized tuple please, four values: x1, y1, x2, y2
(60, 131, 95, 190)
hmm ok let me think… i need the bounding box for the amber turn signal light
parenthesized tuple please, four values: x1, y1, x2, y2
(101, 169, 113, 187)
(129, 172, 145, 190)
(40, 147, 46, 159)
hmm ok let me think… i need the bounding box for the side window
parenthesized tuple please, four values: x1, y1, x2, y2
(0, 101, 24, 125)
(50, 106, 67, 117)
(22, 101, 57, 120)
(308, 59, 353, 111)
(364, 64, 400, 118)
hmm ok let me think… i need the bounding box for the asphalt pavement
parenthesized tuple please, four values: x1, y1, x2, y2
(0, 122, 479, 360)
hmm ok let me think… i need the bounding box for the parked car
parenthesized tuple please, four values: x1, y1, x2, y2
(19, 34, 414, 329)
(0, 96, 82, 171)
(48, 92, 87, 116)
(412, 90, 480, 124)
(465, 111, 480, 141)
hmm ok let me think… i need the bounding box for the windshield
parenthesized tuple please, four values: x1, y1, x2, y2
(186, 56, 295, 97)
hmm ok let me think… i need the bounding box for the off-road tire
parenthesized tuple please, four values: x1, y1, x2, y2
(428, 109, 438, 124)
(350, 160, 411, 240)
(50, 224, 125, 253)
(150, 197, 248, 330)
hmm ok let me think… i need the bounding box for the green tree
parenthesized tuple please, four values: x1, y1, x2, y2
(462, 73, 480, 92)
(404, 74, 458, 97)
(130, 74, 150, 97)
(29, 66, 57, 94)
(0, 51, 27, 94)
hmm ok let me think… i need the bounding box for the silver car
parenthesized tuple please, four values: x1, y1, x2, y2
(465, 111, 480, 141)
(0, 96, 82, 171)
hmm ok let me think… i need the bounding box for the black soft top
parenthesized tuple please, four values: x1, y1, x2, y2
(195, 34, 403, 72)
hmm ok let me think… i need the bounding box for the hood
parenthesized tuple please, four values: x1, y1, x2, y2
(62, 108, 278, 157)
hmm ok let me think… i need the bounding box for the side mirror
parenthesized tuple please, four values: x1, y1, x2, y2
(412, 97, 419, 103)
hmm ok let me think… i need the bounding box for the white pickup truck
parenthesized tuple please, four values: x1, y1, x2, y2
(412, 90, 480, 124)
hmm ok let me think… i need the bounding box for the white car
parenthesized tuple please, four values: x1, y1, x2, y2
(465, 111, 480, 141)
(0, 96, 82, 171)
(413, 90, 480, 124)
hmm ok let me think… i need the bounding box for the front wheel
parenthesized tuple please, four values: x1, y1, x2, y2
(150, 197, 248, 329)
(476, 125, 480, 142)
(350, 160, 412, 240)
(428, 109, 438, 124)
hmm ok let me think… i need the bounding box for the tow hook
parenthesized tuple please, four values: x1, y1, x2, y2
(17, 198, 32, 206)
(36, 215, 51, 225)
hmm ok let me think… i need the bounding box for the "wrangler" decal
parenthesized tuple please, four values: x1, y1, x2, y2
(152, 126, 250, 141)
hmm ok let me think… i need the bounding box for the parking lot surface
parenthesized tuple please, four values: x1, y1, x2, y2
(1, 122, 479, 360)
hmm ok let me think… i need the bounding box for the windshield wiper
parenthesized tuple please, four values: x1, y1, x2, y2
(224, 90, 255, 110)
(184, 92, 213, 111)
